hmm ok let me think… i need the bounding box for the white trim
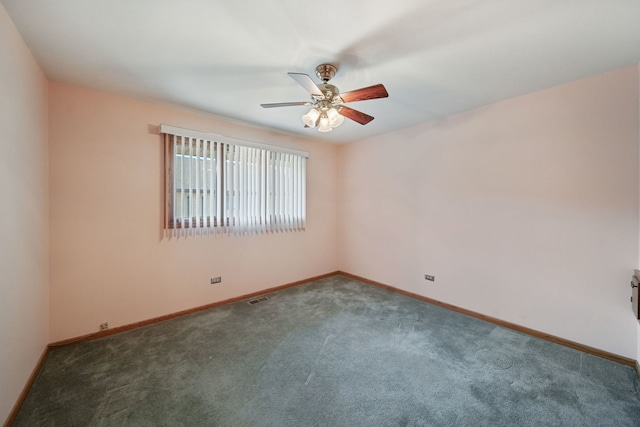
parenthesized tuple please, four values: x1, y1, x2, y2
(160, 124, 309, 158)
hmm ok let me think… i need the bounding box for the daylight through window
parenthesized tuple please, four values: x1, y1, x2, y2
(162, 125, 307, 237)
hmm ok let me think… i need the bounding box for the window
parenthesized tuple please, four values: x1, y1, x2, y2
(161, 125, 307, 237)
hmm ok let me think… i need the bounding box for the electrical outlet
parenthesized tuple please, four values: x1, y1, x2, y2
(425, 275, 435, 282)
(211, 276, 222, 284)
(99, 322, 109, 331)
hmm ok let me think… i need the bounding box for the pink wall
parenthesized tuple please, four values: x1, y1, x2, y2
(339, 66, 640, 358)
(48, 83, 339, 341)
(0, 4, 50, 422)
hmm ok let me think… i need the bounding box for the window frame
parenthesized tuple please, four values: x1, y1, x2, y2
(161, 125, 308, 237)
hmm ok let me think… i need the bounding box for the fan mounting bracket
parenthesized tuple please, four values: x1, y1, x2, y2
(315, 64, 337, 83)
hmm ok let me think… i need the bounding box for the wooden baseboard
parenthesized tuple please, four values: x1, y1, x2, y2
(3, 346, 50, 427)
(11, 268, 638, 426)
(48, 271, 340, 348)
(338, 271, 637, 368)
(49, 269, 638, 370)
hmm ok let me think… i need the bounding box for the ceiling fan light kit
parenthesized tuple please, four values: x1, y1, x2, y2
(261, 63, 388, 133)
(302, 108, 321, 127)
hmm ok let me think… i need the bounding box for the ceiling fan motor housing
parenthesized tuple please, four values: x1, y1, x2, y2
(314, 84, 343, 115)
(317, 83, 340, 99)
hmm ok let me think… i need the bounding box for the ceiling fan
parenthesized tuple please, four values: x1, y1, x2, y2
(261, 64, 389, 132)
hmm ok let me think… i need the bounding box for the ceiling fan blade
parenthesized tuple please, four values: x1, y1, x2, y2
(340, 84, 389, 103)
(260, 101, 312, 108)
(288, 72, 323, 96)
(340, 106, 374, 125)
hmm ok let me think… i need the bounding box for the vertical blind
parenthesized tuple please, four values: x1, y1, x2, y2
(161, 125, 307, 238)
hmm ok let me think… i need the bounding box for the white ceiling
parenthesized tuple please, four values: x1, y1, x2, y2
(3, 0, 640, 143)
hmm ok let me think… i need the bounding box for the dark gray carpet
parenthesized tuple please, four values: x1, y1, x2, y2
(14, 275, 640, 426)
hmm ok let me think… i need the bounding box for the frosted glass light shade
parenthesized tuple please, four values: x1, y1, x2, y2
(318, 115, 332, 132)
(302, 108, 320, 127)
(327, 108, 344, 127)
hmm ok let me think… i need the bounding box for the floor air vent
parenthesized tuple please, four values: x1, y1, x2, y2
(248, 296, 270, 305)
